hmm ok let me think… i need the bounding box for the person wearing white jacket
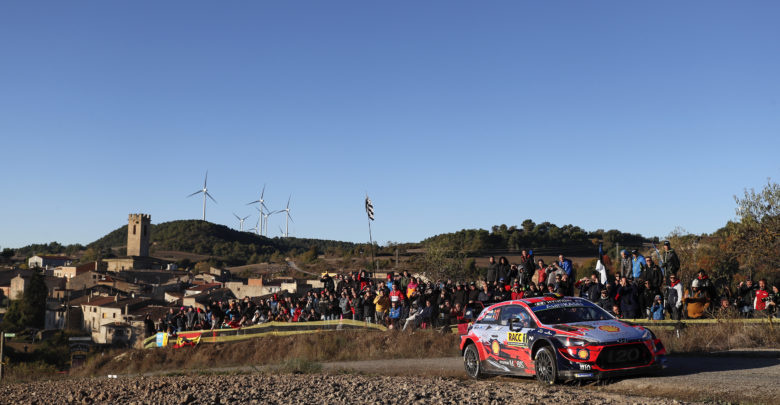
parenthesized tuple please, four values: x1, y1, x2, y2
(665, 274, 684, 320)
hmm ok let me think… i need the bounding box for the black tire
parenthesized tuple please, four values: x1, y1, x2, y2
(534, 346, 558, 385)
(463, 343, 485, 379)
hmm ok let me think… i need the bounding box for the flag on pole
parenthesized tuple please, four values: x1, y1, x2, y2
(365, 196, 374, 221)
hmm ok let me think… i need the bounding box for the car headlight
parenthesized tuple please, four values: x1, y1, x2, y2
(554, 336, 595, 347)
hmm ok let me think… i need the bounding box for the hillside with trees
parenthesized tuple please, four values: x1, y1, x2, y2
(86, 220, 358, 266)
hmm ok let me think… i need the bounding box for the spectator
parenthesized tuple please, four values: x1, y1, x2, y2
(665, 274, 684, 320)
(547, 264, 566, 288)
(767, 284, 779, 318)
(754, 279, 770, 314)
(526, 282, 541, 298)
(518, 250, 534, 286)
(533, 260, 547, 286)
(640, 280, 658, 319)
(650, 295, 665, 320)
(497, 256, 511, 282)
(467, 282, 480, 304)
(616, 276, 640, 319)
(373, 289, 390, 324)
(406, 277, 419, 297)
(511, 285, 524, 300)
(575, 271, 602, 302)
(438, 299, 452, 325)
(630, 250, 647, 281)
(716, 296, 739, 318)
(644, 257, 664, 291)
(619, 250, 632, 279)
(387, 301, 401, 329)
(556, 254, 573, 277)
(419, 300, 434, 328)
(144, 314, 156, 337)
(477, 284, 492, 303)
(450, 303, 465, 324)
(596, 289, 614, 313)
(453, 283, 467, 307)
(339, 291, 351, 320)
(486, 256, 498, 284)
(737, 279, 756, 316)
(388, 283, 405, 305)
(320, 273, 335, 292)
(684, 279, 711, 319)
(362, 291, 375, 323)
(560, 274, 574, 296)
(661, 240, 680, 278)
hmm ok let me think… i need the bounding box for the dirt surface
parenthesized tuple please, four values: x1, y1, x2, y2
(1, 353, 776, 404)
(0, 373, 688, 405)
(324, 354, 780, 404)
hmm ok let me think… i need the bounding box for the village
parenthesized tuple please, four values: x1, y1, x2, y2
(0, 214, 329, 347)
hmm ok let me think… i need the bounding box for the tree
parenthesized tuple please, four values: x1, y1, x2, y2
(729, 179, 779, 279)
(2, 270, 48, 330)
(20, 270, 48, 329)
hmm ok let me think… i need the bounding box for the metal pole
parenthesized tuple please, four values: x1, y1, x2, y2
(367, 218, 376, 272)
(1, 330, 5, 380)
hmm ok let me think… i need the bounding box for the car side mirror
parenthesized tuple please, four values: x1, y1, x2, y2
(509, 318, 524, 332)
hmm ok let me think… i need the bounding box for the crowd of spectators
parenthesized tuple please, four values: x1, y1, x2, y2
(147, 241, 779, 337)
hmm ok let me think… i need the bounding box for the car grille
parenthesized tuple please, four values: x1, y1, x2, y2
(595, 343, 652, 369)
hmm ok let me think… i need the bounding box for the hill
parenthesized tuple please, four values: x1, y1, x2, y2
(422, 220, 650, 257)
(87, 220, 358, 266)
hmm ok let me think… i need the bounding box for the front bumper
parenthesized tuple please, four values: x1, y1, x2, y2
(558, 356, 666, 380)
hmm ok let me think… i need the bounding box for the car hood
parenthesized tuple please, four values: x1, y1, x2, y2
(550, 319, 646, 342)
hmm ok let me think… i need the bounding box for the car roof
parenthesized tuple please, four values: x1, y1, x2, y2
(484, 295, 589, 310)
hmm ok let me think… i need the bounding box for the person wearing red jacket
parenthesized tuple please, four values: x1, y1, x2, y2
(754, 279, 770, 312)
(388, 283, 406, 305)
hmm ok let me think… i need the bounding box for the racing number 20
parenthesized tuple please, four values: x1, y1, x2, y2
(608, 348, 640, 363)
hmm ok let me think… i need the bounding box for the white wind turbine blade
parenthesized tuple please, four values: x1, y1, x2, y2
(187, 190, 203, 198)
(206, 192, 217, 204)
(233, 213, 241, 220)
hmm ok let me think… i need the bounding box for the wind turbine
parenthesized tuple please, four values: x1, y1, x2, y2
(281, 195, 293, 237)
(233, 213, 250, 231)
(187, 171, 216, 221)
(247, 184, 269, 235)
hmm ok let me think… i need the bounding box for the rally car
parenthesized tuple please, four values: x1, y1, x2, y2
(460, 294, 666, 383)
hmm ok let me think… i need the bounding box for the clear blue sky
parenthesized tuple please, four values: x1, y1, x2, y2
(1, 1, 778, 249)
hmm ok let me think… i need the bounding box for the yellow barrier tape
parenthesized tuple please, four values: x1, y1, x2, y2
(144, 319, 388, 349)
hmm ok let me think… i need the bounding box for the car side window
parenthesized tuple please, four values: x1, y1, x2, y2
(480, 308, 499, 324)
(499, 305, 535, 328)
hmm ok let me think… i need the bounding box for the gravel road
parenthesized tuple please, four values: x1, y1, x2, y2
(324, 353, 780, 404)
(0, 373, 687, 405)
(0, 352, 776, 404)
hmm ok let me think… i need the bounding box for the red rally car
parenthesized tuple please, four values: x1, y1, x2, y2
(460, 295, 666, 384)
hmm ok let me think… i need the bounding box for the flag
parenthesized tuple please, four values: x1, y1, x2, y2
(365, 196, 374, 221)
(173, 333, 201, 348)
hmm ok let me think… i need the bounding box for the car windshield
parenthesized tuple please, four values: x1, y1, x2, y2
(532, 304, 613, 325)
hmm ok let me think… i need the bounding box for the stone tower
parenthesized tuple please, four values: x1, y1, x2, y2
(127, 213, 151, 257)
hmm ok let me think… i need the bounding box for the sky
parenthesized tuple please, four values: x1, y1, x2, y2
(1, 1, 779, 249)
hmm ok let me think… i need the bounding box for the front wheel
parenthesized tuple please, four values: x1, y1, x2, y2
(463, 344, 484, 379)
(534, 346, 558, 385)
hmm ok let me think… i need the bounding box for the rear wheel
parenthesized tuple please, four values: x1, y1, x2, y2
(534, 346, 558, 385)
(463, 344, 484, 379)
